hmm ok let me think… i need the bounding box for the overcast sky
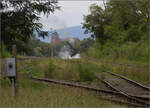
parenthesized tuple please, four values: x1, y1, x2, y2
(40, 1, 103, 31)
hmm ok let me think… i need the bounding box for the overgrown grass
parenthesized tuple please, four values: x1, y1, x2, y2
(83, 39, 149, 86)
(18, 57, 149, 85)
(0, 43, 11, 58)
(106, 64, 149, 85)
(1, 56, 148, 107)
(77, 63, 96, 82)
(21, 58, 101, 82)
(0, 75, 126, 108)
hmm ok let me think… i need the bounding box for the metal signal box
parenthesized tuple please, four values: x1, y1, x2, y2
(1, 58, 16, 78)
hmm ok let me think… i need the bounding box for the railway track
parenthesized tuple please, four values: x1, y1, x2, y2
(106, 71, 150, 90)
(29, 76, 147, 107)
(95, 71, 150, 107)
(18, 57, 45, 60)
(18, 57, 149, 107)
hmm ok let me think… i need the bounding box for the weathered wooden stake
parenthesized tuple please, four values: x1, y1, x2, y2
(12, 45, 18, 98)
(11, 78, 15, 97)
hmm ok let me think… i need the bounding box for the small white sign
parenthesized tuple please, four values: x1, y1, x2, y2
(2, 58, 16, 77)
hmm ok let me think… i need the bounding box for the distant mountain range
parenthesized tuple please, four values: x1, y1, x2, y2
(36, 25, 91, 43)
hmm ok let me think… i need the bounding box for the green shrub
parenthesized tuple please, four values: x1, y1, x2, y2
(86, 39, 149, 63)
(0, 43, 11, 58)
(99, 64, 110, 72)
(77, 64, 95, 82)
(46, 58, 55, 78)
(86, 42, 101, 59)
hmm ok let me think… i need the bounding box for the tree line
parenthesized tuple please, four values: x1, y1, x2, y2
(82, 0, 150, 62)
(82, 0, 149, 44)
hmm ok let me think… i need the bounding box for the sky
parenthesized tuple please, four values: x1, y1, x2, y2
(40, 1, 103, 31)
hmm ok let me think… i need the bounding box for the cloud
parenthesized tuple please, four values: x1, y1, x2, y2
(40, 1, 103, 31)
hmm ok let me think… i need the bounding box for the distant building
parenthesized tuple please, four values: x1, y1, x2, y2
(51, 32, 61, 45)
(51, 31, 80, 45)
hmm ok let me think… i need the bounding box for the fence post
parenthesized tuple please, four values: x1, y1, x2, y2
(12, 45, 18, 98)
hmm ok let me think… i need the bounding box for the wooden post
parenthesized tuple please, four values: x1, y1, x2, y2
(12, 45, 18, 98)
(11, 78, 15, 97)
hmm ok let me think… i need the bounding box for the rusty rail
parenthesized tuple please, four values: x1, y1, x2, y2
(106, 71, 150, 90)
(95, 72, 150, 107)
(102, 80, 150, 107)
(30, 76, 120, 94)
(30, 76, 148, 107)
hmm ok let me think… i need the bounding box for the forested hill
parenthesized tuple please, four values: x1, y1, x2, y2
(36, 26, 91, 43)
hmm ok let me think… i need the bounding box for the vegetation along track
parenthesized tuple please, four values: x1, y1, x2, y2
(96, 71, 150, 107)
(29, 76, 146, 107)
(18, 58, 149, 107)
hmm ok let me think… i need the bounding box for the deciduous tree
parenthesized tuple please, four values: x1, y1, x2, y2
(1, 0, 59, 52)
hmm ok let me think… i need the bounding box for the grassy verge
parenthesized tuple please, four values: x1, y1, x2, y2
(0, 75, 126, 108)
(106, 64, 149, 86)
(18, 58, 149, 85)
(82, 58, 149, 86)
(1, 57, 148, 107)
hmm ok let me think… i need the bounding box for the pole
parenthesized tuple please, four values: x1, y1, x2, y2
(11, 78, 15, 97)
(12, 45, 18, 98)
(51, 45, 53, 57)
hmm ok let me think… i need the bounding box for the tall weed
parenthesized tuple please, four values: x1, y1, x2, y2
(76, 64, 96, 82)
(45, 58, 55, 78)
(86, 40, 149, 63)
(0, 43, 11, 58)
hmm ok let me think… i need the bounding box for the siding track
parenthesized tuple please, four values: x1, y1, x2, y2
(29, 76, 148, 107)
(96, 71, 150, 107)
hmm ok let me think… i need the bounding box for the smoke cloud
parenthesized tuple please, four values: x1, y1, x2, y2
(49, 15, 71, 37)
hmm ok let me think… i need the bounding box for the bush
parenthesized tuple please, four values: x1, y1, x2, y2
(77, 64, 96, 82)
(27, 59, 56, 78)
(45, 58, 55, 78)
(0, 43, 11, 58)
(99, 64, 110, 72)
(86, 39, 149, 63)
(86, 42, 101, 59)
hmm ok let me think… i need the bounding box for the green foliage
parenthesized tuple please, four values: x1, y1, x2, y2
(77, 64, 96, 82)
(34, 47, 42, 57)
(19, 59, 56, 78)
(82, 0, 150, 44)
(1, 76, 120, 108)
(86, 42, 101, 59)
(1, 0, 59, 53)
(82, 0, 150, 63)
(82, 4, 106, 44)
(80, 38, 94, 53)
(47, 59, 55, 78)
(99, 64, 110, 72)
(86, 39, 149, 63)
(0, 43, 11, 58)
(25, 37, 51, 57)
